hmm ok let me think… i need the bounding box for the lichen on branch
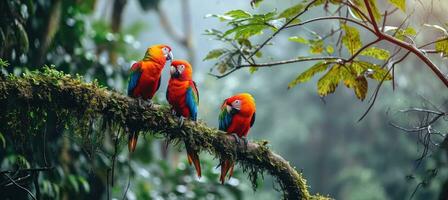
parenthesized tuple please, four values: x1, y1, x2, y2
(0, 67, 330, 200)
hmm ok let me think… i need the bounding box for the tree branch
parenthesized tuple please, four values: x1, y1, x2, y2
(0, 69, 329, 200)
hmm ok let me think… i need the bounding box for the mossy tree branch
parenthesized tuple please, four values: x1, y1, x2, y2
(0, 68, 329, 200)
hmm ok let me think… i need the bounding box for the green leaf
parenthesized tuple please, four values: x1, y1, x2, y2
(326, 45, 334, 54)
(224, 10, 252, 19)
(0, 132, 5, 149)
(317, 65, 342, 96)
(360, 47, 390, 60)
(342, 24, 362, 55)
(0, 59, 9, 68)
(341, 68, 368, 100)
(435, 37, 448, 57)
(267, 18, 286, 29)
(388, 0, 406, 12)
(78, 176, 90, 192)
(68, 175, 80, 192)
(278, 3, 304, 20)
(249, 66, 258, 74)
(288, 36, 309, 44)
(354, 61, 392, 80)
(203, 49, 227, 61)
(223, 24, 266, 39)
(251, 0, 264, 8)
(288, 62, 331, 89)
(235, 25, 266, 39)
(309, 40, 324, 54)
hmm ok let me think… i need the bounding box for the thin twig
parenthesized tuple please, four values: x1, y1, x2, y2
(2, 173, 37, 200)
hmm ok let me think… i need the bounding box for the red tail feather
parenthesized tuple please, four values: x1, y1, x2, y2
(128, 132, 139, 153)
(186, 147, 202, 178)
(220, 160, 234, 184)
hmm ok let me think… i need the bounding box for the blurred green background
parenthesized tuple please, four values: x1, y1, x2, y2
(1, 0, 447, 199)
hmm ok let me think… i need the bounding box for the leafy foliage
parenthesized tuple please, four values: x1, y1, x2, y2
(435, 38, 448, 57)
(202, 0, 448, 101)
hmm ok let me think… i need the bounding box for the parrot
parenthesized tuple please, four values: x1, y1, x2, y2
(218, 93, 256, 184)
(127, 44, 173, 153)
(166, 59, 201, 177)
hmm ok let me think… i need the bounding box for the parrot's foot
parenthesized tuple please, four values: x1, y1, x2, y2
(137, 98, 144, 108)
(146, 99, 153, 107)
(230, 133, 241, 145)
(241, 136, 248, 151)
(171, 109, 177, 116)
(178, 116, 185, 127)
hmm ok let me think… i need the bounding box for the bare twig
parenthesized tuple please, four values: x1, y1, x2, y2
(2, 173, 37, 200)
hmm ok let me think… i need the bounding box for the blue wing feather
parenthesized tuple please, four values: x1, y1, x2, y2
(127, 62, 142, 96)
(186, 81, 199, 121)
(218, 102, 233, 132)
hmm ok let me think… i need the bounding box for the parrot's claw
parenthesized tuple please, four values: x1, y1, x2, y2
(137, 98, 144, 108)
(178, 116, 185, 127)
(146, 99, 153, 107)
(230, 133, 241, 145)
(171, 109, 177, 116)
(241, 136, 248, 151)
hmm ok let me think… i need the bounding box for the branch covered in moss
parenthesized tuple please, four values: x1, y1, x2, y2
(0, 68, 329, 200)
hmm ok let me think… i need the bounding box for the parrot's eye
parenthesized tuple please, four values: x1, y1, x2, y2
(232, 100, 241, 109)
(162, 47, 169, 54)
(178, 65, 185, 72)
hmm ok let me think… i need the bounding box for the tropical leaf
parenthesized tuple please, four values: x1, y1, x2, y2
(288, 62, 332, 89)
(387, 0, 406, 12)
(342, 24, 362, 55)
(360, 47, 390, 60)
(288, 36, 309, 44)
(0, 132, 5, 149)
(354, 61, 392, 80)
(224, 10, 252, 19)
(309, 39, 324, 54)
(278, 3, 304, 21)
(317, 65, 342, 96)
(341, 68, 368, 100)
(203, 49, 227, 61)
(435, 37, 448, 57)
(326, 45, 334, 54)
(223, 24, 267, 39)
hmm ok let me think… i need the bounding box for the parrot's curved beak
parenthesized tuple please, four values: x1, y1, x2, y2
(173, 69, 180, 78)
(226, 104, 239, 115)
(166, 51, 173, 61)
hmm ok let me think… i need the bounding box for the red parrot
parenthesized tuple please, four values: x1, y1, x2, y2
(166, 60, 201, 177)
(218, 93, 256, 184)
(127, 44, 173, 152)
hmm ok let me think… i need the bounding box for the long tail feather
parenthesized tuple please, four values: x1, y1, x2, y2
(186, 146, 201, 177)
(220, 160, 234, 184)
(128, 132, 139, 153)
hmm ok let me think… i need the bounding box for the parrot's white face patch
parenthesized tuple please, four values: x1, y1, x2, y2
(177, 65, 185, 74)
(170, 66, 176, 74)
(231, 100, 241, 110)
(162, 47, 170, 54)
(226, 105, 232, 113)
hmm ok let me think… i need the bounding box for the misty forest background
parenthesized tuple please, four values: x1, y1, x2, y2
(0, 0, 448, 199)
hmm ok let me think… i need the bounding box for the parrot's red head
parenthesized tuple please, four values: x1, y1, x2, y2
(143, 44, 173, 64)
(170, 59, 193, 80)
(223, 93, 256, 117)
